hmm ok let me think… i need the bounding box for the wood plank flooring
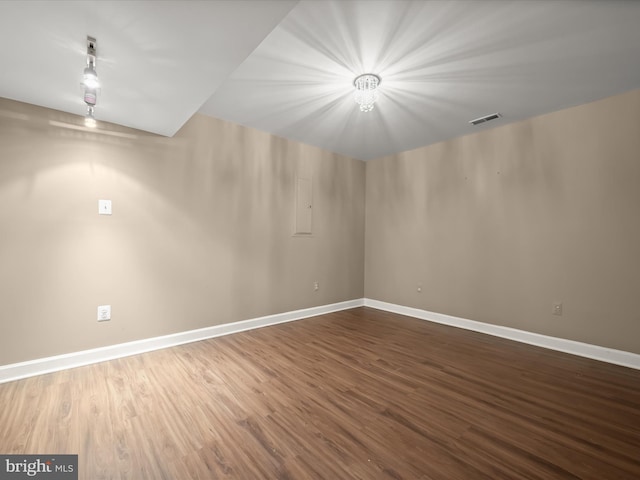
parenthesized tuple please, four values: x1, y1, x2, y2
(1, 307, 639, 479)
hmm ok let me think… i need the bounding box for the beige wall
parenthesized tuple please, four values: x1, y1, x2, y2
(365, 89, 640, 354)
(2, 87, 639, 366)
(0, 98, 365, 365)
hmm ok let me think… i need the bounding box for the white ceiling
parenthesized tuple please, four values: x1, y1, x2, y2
(2, 1, 640, 160)
(0, 0, 297, 136)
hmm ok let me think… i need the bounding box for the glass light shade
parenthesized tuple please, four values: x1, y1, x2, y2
(84, 87, 97, 106)
(85, 107, 97, 128)
(82, 66, 100, 90)
(354, 74, 380, 112)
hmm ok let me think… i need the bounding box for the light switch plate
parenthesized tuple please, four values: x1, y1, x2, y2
(98, 199, 112, 215)
(552, 302, 563, 316)
(97, 305, 111, 322)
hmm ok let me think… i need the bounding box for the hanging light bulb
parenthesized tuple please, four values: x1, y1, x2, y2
(82, 64, 100, 90)
(81, 36, 100, 89)
(81, 36, 100, 126)
(85, 106, 97, 128)
(84, 87, 97, 107)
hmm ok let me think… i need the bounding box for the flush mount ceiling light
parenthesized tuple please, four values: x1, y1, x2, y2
(353, 73, 380, 112)
(81, 36, 100, 127)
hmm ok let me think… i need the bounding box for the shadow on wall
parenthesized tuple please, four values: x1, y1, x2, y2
(0, 101, 267, 358)
(0, 97, 365, 365)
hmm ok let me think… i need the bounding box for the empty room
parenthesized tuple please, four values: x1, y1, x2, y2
(1, 1, 639, 479)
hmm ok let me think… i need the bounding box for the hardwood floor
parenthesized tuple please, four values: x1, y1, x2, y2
(1, 307, 639, 479)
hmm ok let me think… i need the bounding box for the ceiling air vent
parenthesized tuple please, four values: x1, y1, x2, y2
(469, 112, 502, 126)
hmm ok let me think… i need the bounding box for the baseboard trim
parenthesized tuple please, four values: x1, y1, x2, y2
(364, 298, 640, 370)
(0, 298, 365, 384)
(5, 297, 636, 383)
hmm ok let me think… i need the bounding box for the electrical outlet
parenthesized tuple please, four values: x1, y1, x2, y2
(314, 281, 319, 291)
(552, 302, 563, 316)
(98, 305, 111, 322)
(98, 199, 112, 215)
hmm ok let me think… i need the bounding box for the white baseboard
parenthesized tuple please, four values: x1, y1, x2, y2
(0, 298, 365, 384)
(364, 298, 640, 370)
(4, 297, 636, 384)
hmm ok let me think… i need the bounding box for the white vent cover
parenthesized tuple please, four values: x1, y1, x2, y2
(469, 112, 502, 125)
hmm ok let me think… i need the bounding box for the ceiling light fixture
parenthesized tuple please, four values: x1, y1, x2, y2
(83, 64, 100, 90)
(85, 106, 97, 128)
(353, 73, 380, 112)
(81, 36, 100, 126)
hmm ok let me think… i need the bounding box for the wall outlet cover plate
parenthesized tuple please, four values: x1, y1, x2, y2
(98, 305, 111, 321)
(98, 199, 112, 215)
